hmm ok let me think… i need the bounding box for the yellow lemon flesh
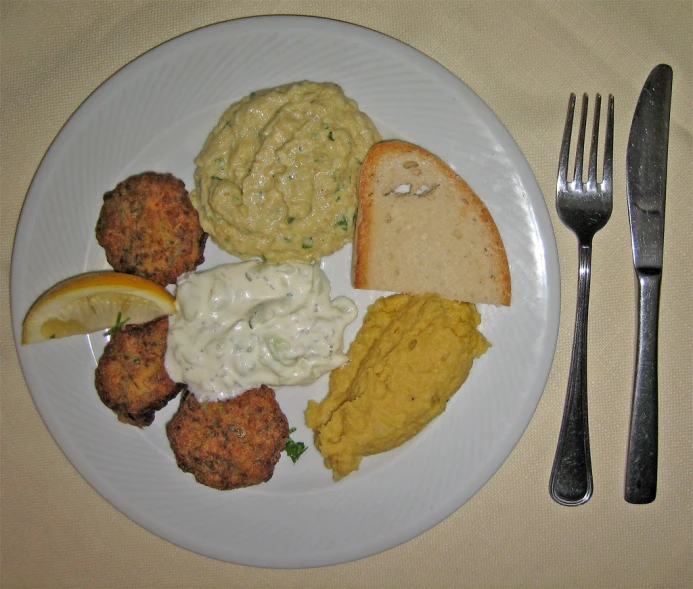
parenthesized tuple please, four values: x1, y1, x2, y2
(22, 271, 176, 344)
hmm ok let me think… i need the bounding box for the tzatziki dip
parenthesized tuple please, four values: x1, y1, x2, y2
(165, 260, 357, 401)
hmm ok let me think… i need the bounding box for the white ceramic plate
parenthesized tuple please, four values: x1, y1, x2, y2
(11, 16, 559, 568)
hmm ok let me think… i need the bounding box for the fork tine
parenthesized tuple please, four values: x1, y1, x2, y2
(601, 94, 615, 194)
(557, 93, 576, 192)
(572, 93, 589, 188)
(587, 94, 602, 191)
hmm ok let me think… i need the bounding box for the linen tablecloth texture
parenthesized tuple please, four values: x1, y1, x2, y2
(1, 1, 691, 587)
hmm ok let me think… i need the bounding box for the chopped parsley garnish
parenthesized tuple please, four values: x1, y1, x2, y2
(211, 175, 223, 181)
(286, 216, 295, 224)
(49, 334, 56, 339)
(284, 428, 308, 464)
(106, 312, 129, 336)
(328, 131, 334, 141)
(335, 215, 348, 230)
(301, 237, 313, 249)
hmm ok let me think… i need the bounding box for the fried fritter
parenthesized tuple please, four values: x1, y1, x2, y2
(95, 172, 207, 286)
(166, 386, 289, 490)
(95, 316, 183, 427)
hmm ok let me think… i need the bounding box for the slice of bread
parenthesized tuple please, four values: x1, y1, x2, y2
(352, 140, 511, 306)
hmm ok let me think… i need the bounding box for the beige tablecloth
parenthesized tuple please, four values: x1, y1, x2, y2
(2, 1, 691, 587)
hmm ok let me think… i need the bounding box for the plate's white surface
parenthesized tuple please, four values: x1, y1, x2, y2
(11, 16, 559, 568)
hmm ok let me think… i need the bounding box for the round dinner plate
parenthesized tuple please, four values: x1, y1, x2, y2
(11, 16, 559, 568)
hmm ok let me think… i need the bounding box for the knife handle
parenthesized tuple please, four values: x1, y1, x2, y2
(550, 243, 593, 506)
(625, 272, 660, 504)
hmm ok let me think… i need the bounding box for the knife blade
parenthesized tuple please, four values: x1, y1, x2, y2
(625, 63, 672, 504)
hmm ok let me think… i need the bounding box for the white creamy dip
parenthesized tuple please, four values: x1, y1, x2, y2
(165, 260, 357, 401)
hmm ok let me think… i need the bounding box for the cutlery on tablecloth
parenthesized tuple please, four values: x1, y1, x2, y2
(549, 93, 614, 506)
(625, 64, 673, 504)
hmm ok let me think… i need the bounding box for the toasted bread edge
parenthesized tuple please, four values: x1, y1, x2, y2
(353, 140, 511, 306)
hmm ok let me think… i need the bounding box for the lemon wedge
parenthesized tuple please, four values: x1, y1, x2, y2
(22, 272, 176, 344)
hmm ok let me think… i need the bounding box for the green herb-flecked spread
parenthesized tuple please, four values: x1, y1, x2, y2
(189, 81, 380, 262)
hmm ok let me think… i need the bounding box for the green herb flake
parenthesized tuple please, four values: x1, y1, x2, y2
(286, 216, 295, 224)
(106, 312, 130, 336)
(49, 334, 56, 339)
(301, 237, 313, 249)
(211, 175, 223, 181)
(336, 196, 341, 202)
(328, 131, 334, 141)
(284, 427, 308, 464)
(335, 215, 348, 230)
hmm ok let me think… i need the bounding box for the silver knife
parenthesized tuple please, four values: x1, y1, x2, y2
(625, 63, 673, 504)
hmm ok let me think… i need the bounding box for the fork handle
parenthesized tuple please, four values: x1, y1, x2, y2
(624, 272, 660, 504)
(549, 242, 593, 506)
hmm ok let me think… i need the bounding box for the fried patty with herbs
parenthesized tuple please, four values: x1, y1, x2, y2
(166, 386, 289, 490)
(95, 316, 183, 427)
(95, 172, 207, 286)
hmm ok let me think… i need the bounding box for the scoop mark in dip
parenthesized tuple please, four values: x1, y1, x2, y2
(165, 260, 357, 401)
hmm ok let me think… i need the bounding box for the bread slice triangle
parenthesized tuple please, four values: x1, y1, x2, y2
(352, 140, 511, 305)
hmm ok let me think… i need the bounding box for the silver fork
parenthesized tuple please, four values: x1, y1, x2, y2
(549, 93, 614, 506)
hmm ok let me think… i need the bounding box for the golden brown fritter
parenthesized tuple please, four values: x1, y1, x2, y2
(95, 172, 207, 286)
(166, 386, 289, 490)
(95, 316, 184, 427)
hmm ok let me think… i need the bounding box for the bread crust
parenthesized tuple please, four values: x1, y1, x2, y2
(352, 140, 511, 306)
